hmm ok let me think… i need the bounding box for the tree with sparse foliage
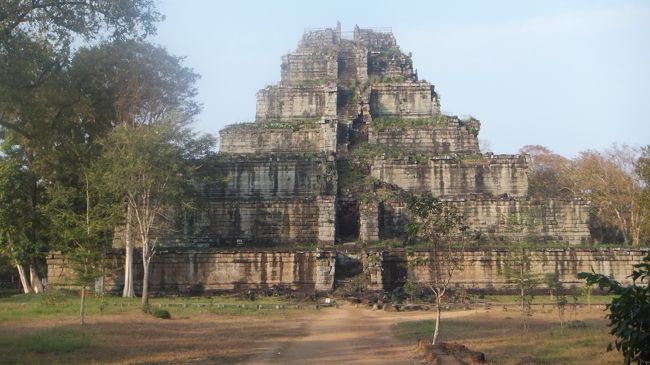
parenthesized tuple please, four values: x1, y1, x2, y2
(579, 253, 650, 364)
(544, 271, 569, 327)
(522, 144, 648, 245)
(406, 192, 469, 345)
(637, 146, 650, 245)
(519, 145, 574, 199)
(504, 248, 539, 331)
(46, 169, 118, 325)
(97, 119, 213, 308)
(572, 145, 645, 246)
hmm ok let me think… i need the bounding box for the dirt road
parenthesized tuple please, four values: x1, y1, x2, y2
(243, 305, 480, 365)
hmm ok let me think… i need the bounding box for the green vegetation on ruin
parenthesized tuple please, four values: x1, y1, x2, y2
(367, 74, 411, 84)
(337, 159, 372, 192)
(371, 115, 481, 136)
(204, 151, 326, 163)
(222, 118, 321, 132)
(372, 115, 455, 132)
(349, 142, 432, 164)
(354, 238, 644, 251)
(367, 46, 413, 78)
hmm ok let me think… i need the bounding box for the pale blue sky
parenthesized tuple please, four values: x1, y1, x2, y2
(153, 0, 649, 157)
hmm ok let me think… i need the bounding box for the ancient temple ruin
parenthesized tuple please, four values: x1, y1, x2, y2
(192, 23, 591, 247)
(49, 25, 640, 295)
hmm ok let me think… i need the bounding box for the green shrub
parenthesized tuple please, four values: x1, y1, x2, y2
(151, 308, 171, 319)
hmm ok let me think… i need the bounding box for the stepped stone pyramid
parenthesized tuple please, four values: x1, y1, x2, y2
(186, 23, 590, 247)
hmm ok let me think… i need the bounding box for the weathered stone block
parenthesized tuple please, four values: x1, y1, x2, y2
(48, 250, 337, 294)
(368, 118, 480, 155)
(280, 51, 338, 86)
(369, 82, 440, 117)
(317, 196, 336, 244)
(219, 120, 337, 154)
(178, 199, 327, 246)
(199, 155, 335, 199)
(256, 85, 337, 120)
(371, 155, 529, 198)
(378, 197, 591, 244)
(376, 248, 649, 291)
(359, 202, 380, 242)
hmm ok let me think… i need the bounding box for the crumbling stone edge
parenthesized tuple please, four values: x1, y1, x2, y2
(416, 339, 486, 365)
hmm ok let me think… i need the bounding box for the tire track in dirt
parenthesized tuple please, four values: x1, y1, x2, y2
(243, 305, 485, 365)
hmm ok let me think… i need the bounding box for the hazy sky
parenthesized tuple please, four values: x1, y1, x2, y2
(153, 0, 649, 157)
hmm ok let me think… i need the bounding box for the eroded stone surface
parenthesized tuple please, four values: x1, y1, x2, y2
(48, 24, 606, 295)
(207, 24, 591, 246)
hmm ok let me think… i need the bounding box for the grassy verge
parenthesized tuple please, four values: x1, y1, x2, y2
(0, 291, 312, 322)
(393, 308, 619, 365)
(0, 327, 93, 364)
(0, 292, 314, 364)
(480, 294, 617, 305)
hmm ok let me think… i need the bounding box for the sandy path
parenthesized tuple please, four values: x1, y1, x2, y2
(243, 305, 485, 365)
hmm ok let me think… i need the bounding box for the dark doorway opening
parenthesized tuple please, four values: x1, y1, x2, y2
(336, 199, 359, 242)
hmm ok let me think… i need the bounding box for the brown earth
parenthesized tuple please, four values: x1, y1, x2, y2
(243, 305, 482, 365)
(0, 304, 487, 364)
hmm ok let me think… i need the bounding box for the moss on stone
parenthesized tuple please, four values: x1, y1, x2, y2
(372, 115, 455, 132)
(222, 118, 320, 133)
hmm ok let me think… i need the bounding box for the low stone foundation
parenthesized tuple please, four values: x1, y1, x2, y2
(374, 248, 648, 292)
(47, 248, 647, 295)
(47, 250, 336, 295)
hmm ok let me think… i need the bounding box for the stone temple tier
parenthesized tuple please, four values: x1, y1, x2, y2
(47, 24, 603, 297)
(178, 24, 591, 247)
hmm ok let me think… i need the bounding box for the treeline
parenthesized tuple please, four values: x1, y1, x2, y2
(522, 144, 650, 246)
(0, 0, 216, 321)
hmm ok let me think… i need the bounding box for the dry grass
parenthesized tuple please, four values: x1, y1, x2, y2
(0, 294, 310, 365)
(0, 292, 623, 365)
(0, 312, 309, 364)
(393, 306, 621, 365)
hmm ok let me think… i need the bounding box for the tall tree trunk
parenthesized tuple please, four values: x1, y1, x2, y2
(141, 261, 149, 308)
(123, 204, 135, 297)
(141, 252, 150, 308)
(432, 295, 442, 345)
(79, 286, 86, 325)
(29, 257, 44, 293)
(521, 275, 528, 332)
(631, 207, 641, 247)
(16, 263, 32, 294)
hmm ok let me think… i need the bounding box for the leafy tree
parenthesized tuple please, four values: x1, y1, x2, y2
(0, 0, 163, 300)
(42, 112, 122, 317)
(579, 253, 650, 364)
(46, 169, 118, 324)
(544, 271, 569, 327)
(406, 192, 469, 344)
(69, 40, 201, 297)
(504, 248, 539, 331)
(97, 119, 213, 308)
(1, 0, 161, 137)
(0, 0, 160, 48)
(0, 145, 48, 293)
